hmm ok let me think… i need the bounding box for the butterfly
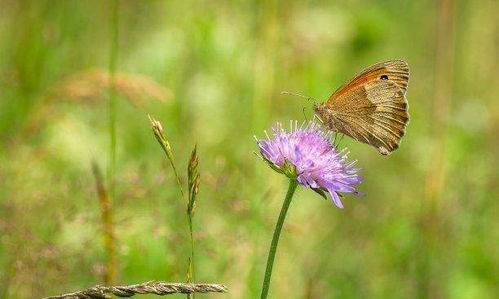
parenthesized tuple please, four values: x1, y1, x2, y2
(313, 60, 410, 155)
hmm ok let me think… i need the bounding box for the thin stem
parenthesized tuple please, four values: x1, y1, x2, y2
(105, 0, 119, 286)
(108, 0, 119, 193)
(148, 115, 185, 199)
(187, 216, 195, 299)
(92, 162, 115, 286)
(420, 0, 456, 297)
(149, 116, 195, 297)
(260, 179, 298, 299)
(186, 145, 199, 299)
(188, 216, 194, 279)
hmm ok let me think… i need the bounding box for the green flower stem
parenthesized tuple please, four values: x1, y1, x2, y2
(104, 0, 119, 286)
(188, 216, 194, 277)
(187, 215, 195, 299)
(260, 179, 298, 299)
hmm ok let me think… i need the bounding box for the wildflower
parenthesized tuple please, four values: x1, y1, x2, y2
(256, 121, 364, 208)
(256, 121, 366, 299)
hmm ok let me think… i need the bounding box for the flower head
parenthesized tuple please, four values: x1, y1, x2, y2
(256, 121, 364, 208)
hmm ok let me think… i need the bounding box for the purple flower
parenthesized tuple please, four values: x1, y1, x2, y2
(256, 121, 364, 208)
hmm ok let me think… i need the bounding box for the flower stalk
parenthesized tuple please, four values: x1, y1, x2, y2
(187, 145, 200, 298)
(92, 161, 116, 286)
(255, 121, 364, 297)
(149, 116, 200, 299)
(104, 0, 119, 286)
(148, 115, 185, 199)
(260, 179, 298, 299)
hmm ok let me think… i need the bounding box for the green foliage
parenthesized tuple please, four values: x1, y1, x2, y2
(0, 0, 497, 298)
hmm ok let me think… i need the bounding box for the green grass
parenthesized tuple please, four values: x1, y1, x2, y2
(0, 0, 498, 298)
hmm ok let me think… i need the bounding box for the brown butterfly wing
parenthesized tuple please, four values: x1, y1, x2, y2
(315, 60, 410, 155)
(328, 60, 409, 101)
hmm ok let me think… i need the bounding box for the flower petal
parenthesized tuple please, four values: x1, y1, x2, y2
(328, 189, 344, 209)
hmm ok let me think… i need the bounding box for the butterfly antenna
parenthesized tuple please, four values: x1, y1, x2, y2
(281, 91, 315, 102)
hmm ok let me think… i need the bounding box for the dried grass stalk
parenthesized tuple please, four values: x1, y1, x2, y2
(91, 162, 116, 285)
(43, 281, 228, 299)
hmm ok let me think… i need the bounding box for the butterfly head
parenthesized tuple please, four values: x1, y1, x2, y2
(313, 102, 328, 119)
(314, 102, 341, 132)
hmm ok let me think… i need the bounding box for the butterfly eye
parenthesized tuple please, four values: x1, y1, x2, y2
(380, 75, 388, 80)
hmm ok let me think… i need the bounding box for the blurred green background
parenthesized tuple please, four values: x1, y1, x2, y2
(0, 0, 497, 298)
